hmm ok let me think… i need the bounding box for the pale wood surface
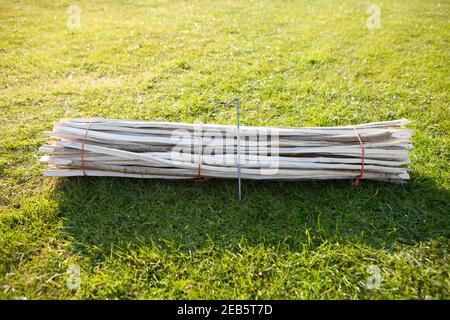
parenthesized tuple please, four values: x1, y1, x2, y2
(40, 119, 412, 182)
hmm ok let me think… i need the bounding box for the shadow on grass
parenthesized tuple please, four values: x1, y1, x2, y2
(54, 175, 449, 255)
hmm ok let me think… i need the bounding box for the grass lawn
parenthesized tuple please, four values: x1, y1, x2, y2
(0, 0, 449, 299)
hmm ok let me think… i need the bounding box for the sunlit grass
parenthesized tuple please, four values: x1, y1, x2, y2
(0, 0, 448, 299)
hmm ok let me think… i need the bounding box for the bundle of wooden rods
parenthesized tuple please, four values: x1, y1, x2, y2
(39, 118, 412, 183)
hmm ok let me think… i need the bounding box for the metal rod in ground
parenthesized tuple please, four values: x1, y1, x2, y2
(227, 97, 241, 202)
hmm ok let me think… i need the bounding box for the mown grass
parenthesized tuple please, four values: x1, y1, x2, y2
(0, 0, 448, 299)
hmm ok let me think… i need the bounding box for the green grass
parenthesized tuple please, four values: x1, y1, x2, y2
(0, 0, 449, 299)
